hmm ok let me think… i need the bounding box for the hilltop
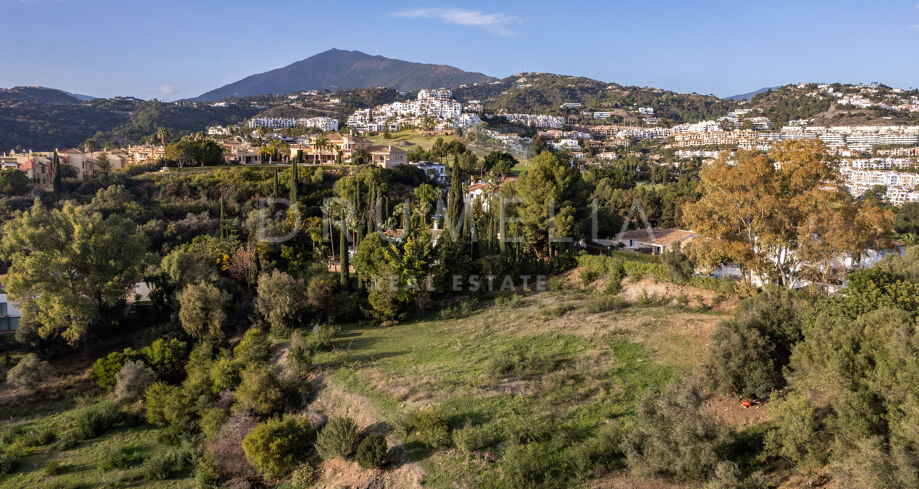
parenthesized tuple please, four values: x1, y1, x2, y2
(192, 49, 495, 102)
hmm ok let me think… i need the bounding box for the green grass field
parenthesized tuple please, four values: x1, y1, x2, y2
(0, 401, 192, 489)
(313, 283, 726, 487)
(2, 277, 728, 489)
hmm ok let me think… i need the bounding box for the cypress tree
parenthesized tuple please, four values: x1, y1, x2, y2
(289, 159, 298, 202)
(51, 150, 63, 192)
(273, 168, 279, 197)
(445, 160, 464, 241)
(339, 218, 349, 287)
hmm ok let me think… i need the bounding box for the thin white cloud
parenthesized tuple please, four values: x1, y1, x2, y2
(911, 24, 919, 30)
(158, 84, 180, 96)
(392, 8, 521, 36)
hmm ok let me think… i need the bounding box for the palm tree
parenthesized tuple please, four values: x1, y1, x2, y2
(313, 135, 329, 164)
(157, 127, 170, 147)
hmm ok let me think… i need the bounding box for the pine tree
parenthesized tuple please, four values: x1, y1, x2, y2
(51, 150, 63, 192)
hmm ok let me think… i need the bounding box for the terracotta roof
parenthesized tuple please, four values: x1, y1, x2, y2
(467, 183, 488, 193)
(616, 228, 695, 247)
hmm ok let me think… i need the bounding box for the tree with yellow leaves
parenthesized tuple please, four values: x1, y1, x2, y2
(684, 139, 894, 289)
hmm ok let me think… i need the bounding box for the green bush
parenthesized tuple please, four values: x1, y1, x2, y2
(42, 460, 69, 475)
(356, 434, 388, 469)
(233, 328, 272, 364)
(193, 458, 219, 489)
(303, 324, 340, 353)
(140, 448, 192, 480)
(289, 463, 317, 488)
(453, 425, 499, 453)
(35, 428, 57, 446)
(622, 381, 731, 482)
(242, 415, 315, 479)
(198, 408, 227, 442)
(72, 401, 121, 439)
(96, 445, 133, 471)
(288, 331, 315, 377)
(92, 348, 143, 390)
(413, 407, 450, 449)
(315, 416, 359, 460)
(234, 364, 284, 416)
(142, 337, 189, 382)
(584, 295, 627, 314)
(208, 352, 240, 393)
(0, 450, 17, 474)
(157, 424, 191, 446)
(144, 382, 195, 428)
(488, 345, 556, 380)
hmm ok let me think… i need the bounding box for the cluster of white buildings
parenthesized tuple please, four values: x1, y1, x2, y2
(817, 83, 919, 113)
(499, 113, 566, 129)
(248, 117, 339, 131)
(347, 90, 470, 131)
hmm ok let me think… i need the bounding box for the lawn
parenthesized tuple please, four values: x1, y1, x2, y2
(0, 400, 193, 489)
(314, 284, 728, 487)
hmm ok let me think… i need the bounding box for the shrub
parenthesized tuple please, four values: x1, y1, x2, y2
(234, 364, 284, 416)
(145, 382, 194, 428)
(256, 270, 307, 335)
(584, 295, 627, 314)
(356, 434, 388, 469)
(622, 380, 732, 482)
(140, 448, 192, 480)
(234, 328, 272, 364)
(539, 303, 574, 317)
(97, 445, 133, 471)
(763, 392, 827, 476)
(6, 353, 52, 393)
(199, 408, 227, 442)
(315, 417, 359, 460)
(413, 407, 450, 449)
(453, 425, 499, 453)
(0, 450, 17, 474)
(242, 415, 315, 479)
(193, 458, 219, 489)
(287, 331, 314, 377)
(114, 360, 157, 404)
(158, 424, 191, 446)
(43, 460, 69, 475)
(208, 352, 241, 393)
(303, 324, 339, 353)
(707, 287, 802, 399)
(93, 348, 143, 390)
(289, 463, 317, 488)
(72, 401, 121, 439)
(500, 442, 569, 489)
(36, 428, 57, 445)
(488, 345, 556, 380)
(178, 282, 230, 340)
(142, 337, 189, 382)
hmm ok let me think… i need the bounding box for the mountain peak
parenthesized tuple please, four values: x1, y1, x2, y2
(193, 50, 494, 101)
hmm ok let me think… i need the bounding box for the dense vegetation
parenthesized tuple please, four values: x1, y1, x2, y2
(0, 136, 915, 489)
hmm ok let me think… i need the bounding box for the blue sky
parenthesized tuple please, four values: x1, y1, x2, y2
(2, 0, 919, 100)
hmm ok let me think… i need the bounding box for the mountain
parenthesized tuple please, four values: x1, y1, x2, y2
(0, 86, 82, 104)
(727, 86, 780, 101)
(193, 49, 495, 102)
(65, 91, 96, 101)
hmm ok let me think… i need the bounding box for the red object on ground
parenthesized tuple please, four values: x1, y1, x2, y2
(741, 400, 752, 407)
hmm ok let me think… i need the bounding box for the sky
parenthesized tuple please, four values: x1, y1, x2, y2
(2, 0, 919, 100)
